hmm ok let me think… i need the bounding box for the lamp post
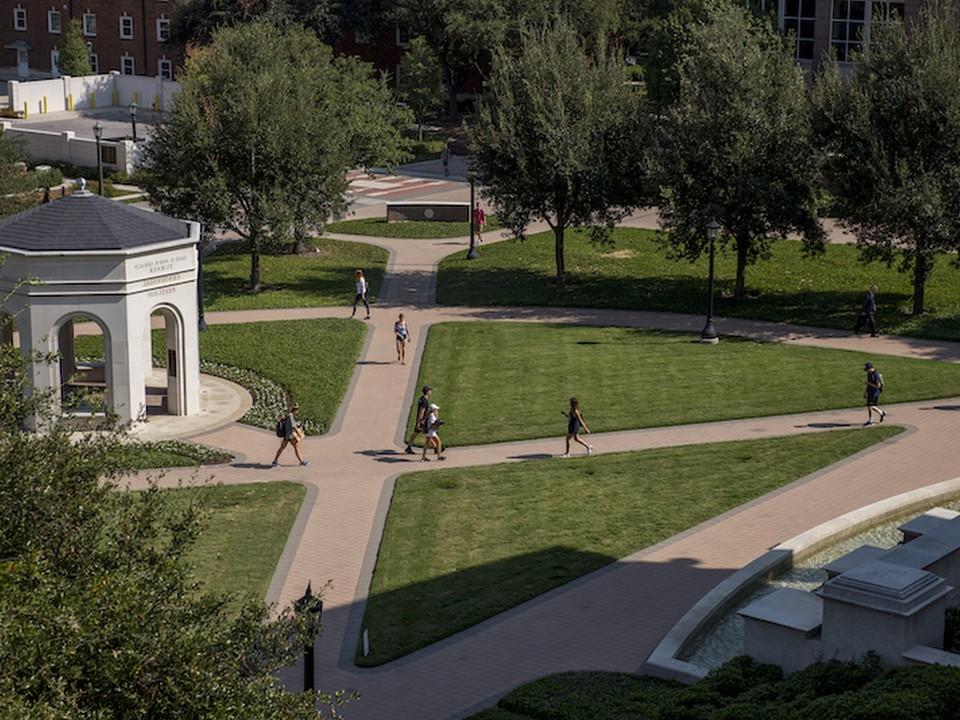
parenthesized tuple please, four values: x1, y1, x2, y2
(128, 101, 138, 142)
(294, 583, 323, 693)
(466, 170, 478, 260)
(699, 220, 721, 344)
(93, 121, 104, 196)
(197, 229, 208, 331)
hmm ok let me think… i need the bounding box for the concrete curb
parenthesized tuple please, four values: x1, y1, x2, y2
(643, 472, 960, 684)
(265, 480, 320, 608)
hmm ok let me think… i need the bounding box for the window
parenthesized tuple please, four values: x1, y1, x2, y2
(119, 15, 133, 39)
(156, 17, 170, 42)
(14, 7, 27, 31)
(121, 55, 135, 75)
(48, 9, 61, 33)
(100, 145, 117, 165)
(831, 0, 904, 60)
(395, 25, 411, 47)
(158, 58, 172, 80)
(82, 12, 96, 36)
(781, 0, 816, 60)
(89, 52, 99, 72)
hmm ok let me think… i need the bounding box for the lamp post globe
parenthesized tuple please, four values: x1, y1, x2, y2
(466, 170, 479, 260)
(92, 121, 104, 196)
(699, 219, 721, 344)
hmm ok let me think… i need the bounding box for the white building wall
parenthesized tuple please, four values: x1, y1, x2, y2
(8, 72, 180, 116)
(0, 122, 134, 173)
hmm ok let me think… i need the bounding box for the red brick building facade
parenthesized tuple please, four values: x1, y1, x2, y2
(4, 0, 182, 79)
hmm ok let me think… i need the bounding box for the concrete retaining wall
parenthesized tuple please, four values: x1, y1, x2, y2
(0, 121, 134, 173)
(8, 72, 179, 117)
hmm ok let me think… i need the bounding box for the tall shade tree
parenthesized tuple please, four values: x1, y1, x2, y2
(171, 0, 345, 46)
(469, 19, 651, 285)
(397, 36, 444, 141)
(656, 1, 824, 300)
(811, 0, 960, 316)
(143, 21, 408, 292)
(58, 19, 93, 76)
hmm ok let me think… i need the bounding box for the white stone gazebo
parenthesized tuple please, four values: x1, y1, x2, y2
(0, 189, 201, 426)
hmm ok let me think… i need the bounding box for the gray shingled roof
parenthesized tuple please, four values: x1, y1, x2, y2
(0, 193, 190, 252)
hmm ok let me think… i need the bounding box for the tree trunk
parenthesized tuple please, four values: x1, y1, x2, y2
(418, 121, 424, 142)
(554, 225, 566, 286)
(293, 222, 309, 255)
(912, 249, 930, 315)
(734, 234, 749, 301)
(250, 231, 261, 293)
(443, 64, 458, 119)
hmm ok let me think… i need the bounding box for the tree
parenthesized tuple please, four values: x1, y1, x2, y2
(58, 19, 92, 76)
(143, 21, 409, 292)
(398, 37, 443, 141)
(655, 1, 824, 301)
(811, 0, 960, 316)
(171, 0, 345, 46)
(0, 339, 348, 719)
(469, 19, 651, 285)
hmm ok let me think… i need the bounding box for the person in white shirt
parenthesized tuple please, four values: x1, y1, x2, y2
(394, 312, 410, 364)
(351, 269, 370, 319)
(421, 403, 445, 462)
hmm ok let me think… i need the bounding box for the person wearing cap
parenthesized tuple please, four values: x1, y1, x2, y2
(405, 385, 433, 454)
(863, 362, 887, 426)
(422, 402, 445, 462)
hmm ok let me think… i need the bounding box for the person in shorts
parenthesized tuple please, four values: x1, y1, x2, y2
(421, 403, 445, 462)
(272, 404, 308, 466)
(863, 361, 887, 426)
(395, 313, 410, 364)
(473, 203, 487, 243)
(405, 385, 432, 454)
(561, 397, 592, 458)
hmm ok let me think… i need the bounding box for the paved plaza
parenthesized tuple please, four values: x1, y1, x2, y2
(123, 221, 960, 719)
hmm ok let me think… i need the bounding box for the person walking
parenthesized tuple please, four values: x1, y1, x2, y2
(405, 385, 432, 454)
(473, 203, 487, 243)
(863, 362, 887, 426)
(561, 397, 592, 458)
(441, 141, 451, 177)
(351, 269, 370, 319)
(854, 285, 880, 337)
(421, 403, 445, 462)
(272, 404, 308, 466)
(395, 313, 410, 364)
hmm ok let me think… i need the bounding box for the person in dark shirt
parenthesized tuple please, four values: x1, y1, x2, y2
(863, 362, 887, 426)
(405, 385, 432, 454)
(854, 284, 879, 337)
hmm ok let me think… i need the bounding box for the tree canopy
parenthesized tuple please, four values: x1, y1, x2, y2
(655, 0, 823, 300)
(397, 37, 444, 140)
(811, 0, 960, 315)
(469, 18, 651, 285)
(172, 0, 346, 46)
(143, 21, 409, 292)
(58, 19, 93, 77)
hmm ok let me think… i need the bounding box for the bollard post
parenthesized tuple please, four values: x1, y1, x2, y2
(22, 102, 28, 119)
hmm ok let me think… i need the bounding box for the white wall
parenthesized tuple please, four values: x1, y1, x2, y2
(8, 72, 180, 116)
(0, 122, 135, 173)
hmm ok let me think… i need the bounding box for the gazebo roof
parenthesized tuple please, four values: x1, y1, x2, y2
(0, 193, 191, 253)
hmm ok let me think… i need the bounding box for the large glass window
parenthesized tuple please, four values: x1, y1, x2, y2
(782, 0, 817, 60)
(48, 10, 61, 33)
(831, 0, 904, 60)
(82, 12, 96, 36)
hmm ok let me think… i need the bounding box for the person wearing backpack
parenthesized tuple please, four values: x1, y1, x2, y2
(272, 404, 308, 466)
(863, 362, 887, 426)
(404, 385, 432, 454)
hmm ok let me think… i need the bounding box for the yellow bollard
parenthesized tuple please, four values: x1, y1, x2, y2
(90, 94, 96, 109)
(135, 91, 140, 104)
(111, 89, 118, 106)
(153, 95, 158, 111)
(22, 102, 28, 119)
(43, 96, 47, 113)
(68, 94, 73, 111)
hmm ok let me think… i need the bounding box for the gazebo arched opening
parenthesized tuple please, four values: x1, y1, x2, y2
(147, 305, 188, 416)
(54, 313, 112, 416)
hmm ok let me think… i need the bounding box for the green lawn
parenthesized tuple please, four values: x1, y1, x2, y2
(162, 482, 305, 599)
(203, 237, 388, 311)
(410, 322, 960, 446)
(75, 318, 365, 435)
(327, 216, 502, 239)
(121, 440, 232, 469)
(436, 228, 960, 341)
(357, 426, 901, 666)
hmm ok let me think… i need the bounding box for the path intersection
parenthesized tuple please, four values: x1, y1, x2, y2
(131, 227, 960, 720)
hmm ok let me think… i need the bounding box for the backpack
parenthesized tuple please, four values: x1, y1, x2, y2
(876, 372, 884, 392)
(275, 417, 286, 437)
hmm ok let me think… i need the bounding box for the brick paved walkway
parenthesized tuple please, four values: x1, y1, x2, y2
(129, 230, 960, 719)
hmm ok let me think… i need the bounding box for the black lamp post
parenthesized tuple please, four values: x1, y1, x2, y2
(699, 220, 721, 344)
(93, 121, 104, 196)
(197, 229, 208, 331)
(294, 583, 323, 693)
(466, 170, 478, 260)
(129, 101, 138, 142)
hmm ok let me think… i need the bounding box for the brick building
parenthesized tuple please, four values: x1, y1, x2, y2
(4, 0, 181, 79)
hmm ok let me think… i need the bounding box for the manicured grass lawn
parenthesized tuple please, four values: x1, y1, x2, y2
(75, 319, 365, 435)
(328, 216, 502, 239)
(121, 440, 232, 469)
(436, 228, 960, 341)
(357, 427, 901, 666)
(162, 482, 305, 600)
(411, 323, 960, 446)
(203, 237, 387, 311)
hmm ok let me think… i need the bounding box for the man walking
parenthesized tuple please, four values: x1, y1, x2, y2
(863, 362, 887, 426)
(405, 385, 432, 454)
(854, 285, 880, 337)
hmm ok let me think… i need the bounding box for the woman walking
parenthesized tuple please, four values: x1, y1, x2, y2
(421, 403, 445, 462)
(561, 397, 592, 458)
(395, 313, 409, 364)
(473, 203, 487, 243)
(272, 404, 308, 466)
(351, 269, 370, 319)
